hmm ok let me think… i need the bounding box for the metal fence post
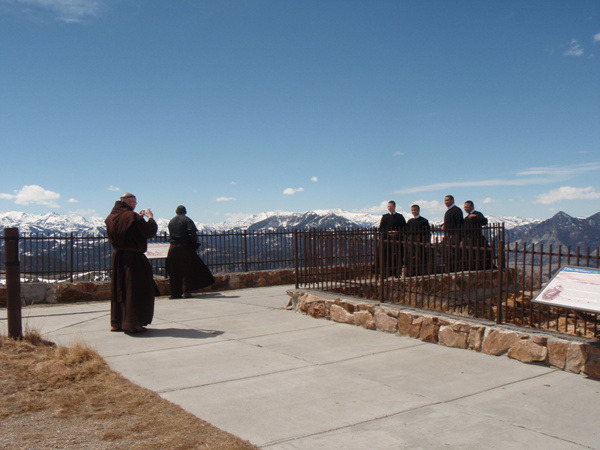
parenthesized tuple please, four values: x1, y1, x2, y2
(243, 229, 249, 273)
(294, 230, 299, 289)
(5, 228, 23, 339)
(497, 241, 505, 324)
(379, 231, 385, 302)
(69, 232, 74, 282)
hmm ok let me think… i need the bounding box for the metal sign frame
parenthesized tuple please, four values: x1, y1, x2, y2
(533, 266, 600, 314)
(146, 243, 170, 259)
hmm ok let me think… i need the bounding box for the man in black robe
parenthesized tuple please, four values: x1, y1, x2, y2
(105, 193, 158, 333)
(406, 204, 431, 276)
(442, 195, 463, 272)
(462, 200, 491, 269)
(378, 200, 406, 277)
(166, 205, 215, 299)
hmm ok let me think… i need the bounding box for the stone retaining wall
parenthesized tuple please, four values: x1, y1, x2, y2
(287, 288, 600, 380)
(0, 269, 295, 306)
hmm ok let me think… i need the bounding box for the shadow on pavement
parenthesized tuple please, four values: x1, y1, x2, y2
(168, 293, 241, 300)
(126, 328, 225, 339)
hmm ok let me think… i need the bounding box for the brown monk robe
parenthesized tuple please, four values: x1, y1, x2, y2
(166, 205, 215, 299)
(105, 193, 158, 333)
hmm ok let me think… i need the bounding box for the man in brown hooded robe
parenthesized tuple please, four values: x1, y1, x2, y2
(105, 193, 158, 333)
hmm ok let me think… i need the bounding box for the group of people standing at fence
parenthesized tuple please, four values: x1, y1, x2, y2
(378, 195, 492, 277)
(104, 193, 214, 334)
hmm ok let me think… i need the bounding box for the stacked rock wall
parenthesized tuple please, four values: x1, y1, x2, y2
(0, 269, 295, 306)
(288, 289, 600, 380)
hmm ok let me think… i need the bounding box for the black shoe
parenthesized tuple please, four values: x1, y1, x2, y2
(170, 295, 182, 299)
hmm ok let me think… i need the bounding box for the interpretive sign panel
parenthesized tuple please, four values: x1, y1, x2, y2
(145, 243, 170, 259)
(533, 266, 600, 314)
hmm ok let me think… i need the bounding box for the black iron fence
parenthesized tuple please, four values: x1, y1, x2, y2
(2, 224, 599, 339)
(0, 229, 296, 282)
(295, 225, 600, 339)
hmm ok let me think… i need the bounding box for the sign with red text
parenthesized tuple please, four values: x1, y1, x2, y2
(533, 266, 600, 314)
(145, 243, 170, 259)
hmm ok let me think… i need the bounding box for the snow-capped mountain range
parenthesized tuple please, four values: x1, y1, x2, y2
(0, 210, 598, 248)
(0, 209, 531, 235)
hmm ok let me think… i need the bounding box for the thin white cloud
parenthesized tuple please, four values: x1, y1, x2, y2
(564, 39, 584, 57)
(216, 197, 236, 202)
(594, 32, 600, 43)
(396, 178, 546, 194)
(108, 185, 120, 191)
(0, 185, 60, 207)
(394, 152, 405, 156)
(16, 0, 103, 23)
(311, 176, 318, 182)
(283, 187, 304, 195)
(67, 198, 78, 203)
(482, 197, 494, 204)
(397, 162, 600, 194)
(517, 162, 600, 177)
(231, 181, 237, 185)
(536, 186, 600, 204)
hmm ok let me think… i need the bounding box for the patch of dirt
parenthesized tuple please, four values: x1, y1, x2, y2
(0, 332, 256, 449)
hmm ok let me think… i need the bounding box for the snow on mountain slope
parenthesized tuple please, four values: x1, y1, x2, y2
(0, 210, 553, 235)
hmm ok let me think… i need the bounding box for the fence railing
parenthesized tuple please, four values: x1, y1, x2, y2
(0, 229, 296, 282)
(2, 224, 598, 339)
(295, 225, 600, 339)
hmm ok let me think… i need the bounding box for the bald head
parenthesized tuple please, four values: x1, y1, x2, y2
(120, 192, 137, 208)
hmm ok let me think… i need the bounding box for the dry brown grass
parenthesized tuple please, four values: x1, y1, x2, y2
(0, 331, 256, 449)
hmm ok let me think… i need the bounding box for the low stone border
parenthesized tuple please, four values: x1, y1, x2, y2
(287, 288, 600, 380)
(0, 269, 295, 306)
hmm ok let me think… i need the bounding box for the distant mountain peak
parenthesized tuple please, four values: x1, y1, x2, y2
(1, 210, 598, 248)
(552, 211, 572, 219)
(506, 211, 600, 248)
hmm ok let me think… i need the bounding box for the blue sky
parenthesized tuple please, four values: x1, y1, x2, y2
(1, 0, 599, 223)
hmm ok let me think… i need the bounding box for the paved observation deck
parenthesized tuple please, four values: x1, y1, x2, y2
(2, 285, 599, 449)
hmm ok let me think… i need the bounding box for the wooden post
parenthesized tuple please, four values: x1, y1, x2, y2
(5, 228, 22, 339)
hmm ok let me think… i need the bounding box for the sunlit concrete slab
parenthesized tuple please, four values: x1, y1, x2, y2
(49, 319, 225, 358)
(176, 307, 336, 341)
(451, 370, 600, 449)
(3, 284, 599, 449)
(1, 303, 110, 336)
(105, 338, 311, 393)
(243, 321, 424, 365)
(151, 295, 268, 321)
(263, 402, 586, 450)
(326, 341, 554, 402)
(204, 285, 296, 308)
(161, 364, 432, 447)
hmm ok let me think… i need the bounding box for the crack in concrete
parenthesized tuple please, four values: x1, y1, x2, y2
(39, 312, 110, 333)
(260, 371, 590, 449)
(101, 318, 334, 358)
(155, 343, 429, 395)
(0, 308, 110, 321)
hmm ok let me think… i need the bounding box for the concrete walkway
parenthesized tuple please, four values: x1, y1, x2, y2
(2, 285, 599, 449)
